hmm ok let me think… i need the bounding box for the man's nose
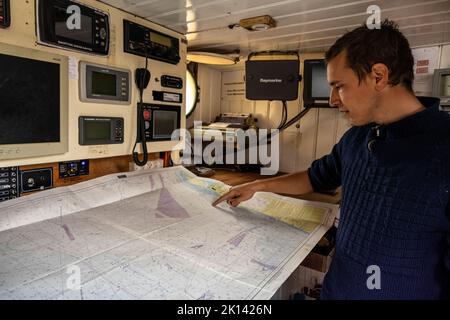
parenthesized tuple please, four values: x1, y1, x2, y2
(329, 87, 341, 108)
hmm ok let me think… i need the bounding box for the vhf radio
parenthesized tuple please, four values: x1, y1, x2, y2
(123, 20, 180, 65)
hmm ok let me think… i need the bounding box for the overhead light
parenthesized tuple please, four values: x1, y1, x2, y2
(239, 15, 276, 31)
(186, 52, 238, 65)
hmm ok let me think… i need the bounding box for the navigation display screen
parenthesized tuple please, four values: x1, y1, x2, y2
(92, 71, 116, 96)
(54, 4, 92, 43)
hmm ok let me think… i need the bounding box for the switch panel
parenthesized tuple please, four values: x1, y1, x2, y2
(0, 166, 18, 202)
(59, 160, 89, 178)
(20, 168, 53, 193)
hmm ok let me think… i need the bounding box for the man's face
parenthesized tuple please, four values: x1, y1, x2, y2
(326, 51, 378, 126)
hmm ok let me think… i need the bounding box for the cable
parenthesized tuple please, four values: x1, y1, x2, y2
(281, 101, 288, 129)
(272, 100, 288, 130)
(279, 107, 310, 131)
(258, 104, 310, 146)
(280, 108, 309, 131)
(132, 48, 149, 166)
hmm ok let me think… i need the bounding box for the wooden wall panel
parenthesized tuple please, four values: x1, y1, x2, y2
(19, 153, 164, 194)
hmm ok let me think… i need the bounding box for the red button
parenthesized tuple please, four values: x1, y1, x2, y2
(143, 110, 151, 120)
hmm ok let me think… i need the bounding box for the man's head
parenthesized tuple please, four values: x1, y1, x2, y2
(325, 20, 415, 126)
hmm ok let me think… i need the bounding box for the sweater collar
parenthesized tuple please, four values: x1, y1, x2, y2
(372, 96, 441, 139)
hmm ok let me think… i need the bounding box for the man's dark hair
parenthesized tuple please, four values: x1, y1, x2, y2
(325, 19, 414, 92)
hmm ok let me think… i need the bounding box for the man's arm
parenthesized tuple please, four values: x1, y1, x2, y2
(249, 170, 314, 194)
(213, 129, 349, 207)
(212, 170, 313, 207)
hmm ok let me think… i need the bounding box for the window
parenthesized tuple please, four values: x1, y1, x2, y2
(185, 68, 198, 117)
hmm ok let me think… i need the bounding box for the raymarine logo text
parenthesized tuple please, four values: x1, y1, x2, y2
(259, 78, 282, 83)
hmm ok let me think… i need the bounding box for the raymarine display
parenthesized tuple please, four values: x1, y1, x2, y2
(36, 0, 109, 55)
(78, 116, 124, 145)
(432, 68, 450, 107)
(245, 59, 300, 101)
(79, 61, 131, 104)
(303, 59, 330, 107)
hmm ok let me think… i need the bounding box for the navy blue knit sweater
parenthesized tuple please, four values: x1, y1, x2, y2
(308, 97, 450, 299)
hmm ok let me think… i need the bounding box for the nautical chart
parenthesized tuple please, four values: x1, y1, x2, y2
(0, 166, 337, 299)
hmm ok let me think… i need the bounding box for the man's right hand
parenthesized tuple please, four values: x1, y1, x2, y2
(212, 170, 313, 208)
(212, 182, 260, 207)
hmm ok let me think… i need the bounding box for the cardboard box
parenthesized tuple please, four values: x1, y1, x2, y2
(300, 248, 334, 273)
(300, 226, 336, 273)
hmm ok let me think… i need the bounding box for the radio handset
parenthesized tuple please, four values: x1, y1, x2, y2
(132, 65, 151, 166)
(135, 69, 150, 90)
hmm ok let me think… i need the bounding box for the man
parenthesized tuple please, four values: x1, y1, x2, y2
(213, 20, 450, 299)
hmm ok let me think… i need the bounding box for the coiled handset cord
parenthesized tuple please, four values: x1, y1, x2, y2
(132, 48, 149, 166)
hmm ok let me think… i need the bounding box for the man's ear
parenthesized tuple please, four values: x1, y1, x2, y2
(371, 63, 389, 91)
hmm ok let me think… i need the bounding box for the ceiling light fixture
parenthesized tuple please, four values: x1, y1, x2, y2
(239, 15, 276, 31)
(186, 52, 239, 65)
